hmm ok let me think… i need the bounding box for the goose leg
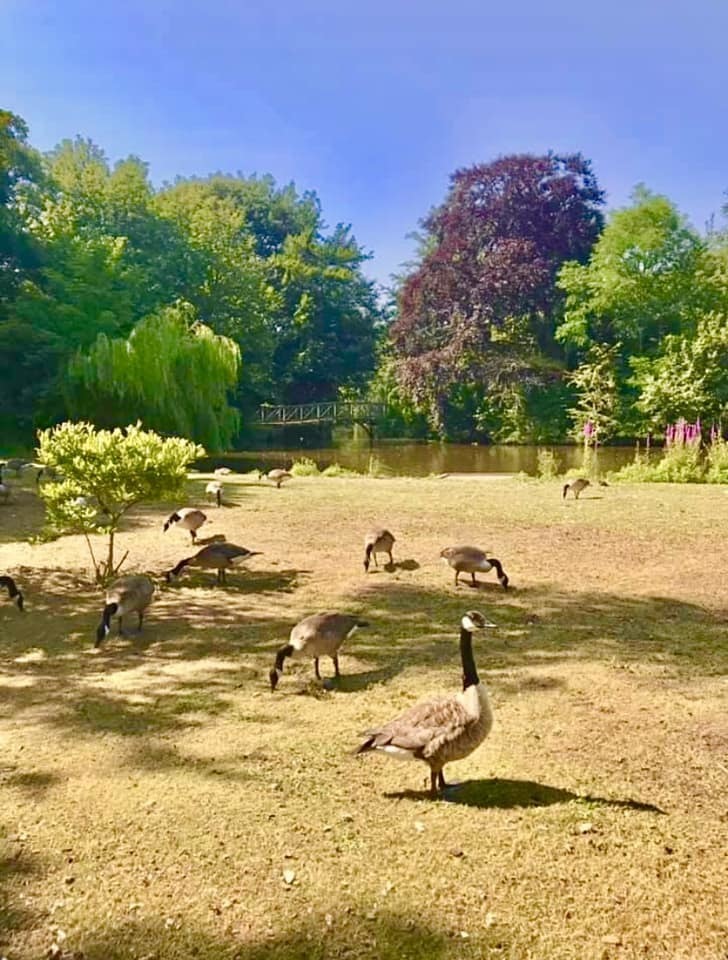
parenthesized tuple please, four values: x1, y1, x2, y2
(437, 770, 447, 790)
(429, 770, 439, 799)
(373, 552, 378, 567)
(216, 569, 223, 585)
(190, 531, 196, 544)
(117, 615, 123, 635)
(137, 611, 144, 632)
(454, 570, 460, 586)
(332, 654, 340, 678)
(221, 568, 227, 585)
(471, 572, 477, 586)
(314, 658, 321, 680)
(388, 551, 393, 566)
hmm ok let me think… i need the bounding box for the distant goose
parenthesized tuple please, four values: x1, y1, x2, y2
(163, 508, 207, 543)
(440, 546, 509, 590)
(363, 528, 396, 571)
(270, 612, 368, 690)
(0, 575, 24, 611)
(262, 468, 292, 489)
(562, 478, 609, 500)
(214, 467, 233, 476)
(95, 575, 154, 647)
(357, 610, 496, 798)
(205, 480, 223, 507)
(165, 542, 260, 585)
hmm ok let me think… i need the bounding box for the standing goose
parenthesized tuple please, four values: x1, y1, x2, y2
(269, 612, 369, 690)
(205, 481, 223, 507)
(165, 542, 260, 585)
(163, 508, 207, 544)
(440, 546, 509, 590)
(0, 575, 24, 611)
(363, 528, 396, 571)
(95, 575, 154, 647)
(356, 610, 496, 798)
(262, 468, 292, 489)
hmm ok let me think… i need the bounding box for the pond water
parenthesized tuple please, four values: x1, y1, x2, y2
(196, 442, 642, 477)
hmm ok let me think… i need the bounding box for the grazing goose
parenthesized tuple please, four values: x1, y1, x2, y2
(562, 477, 609, 499)
(163, 508, 207, 543)
(95, 575, 154, 647)
(440, 546, 509, 590)
(205, 480, 223, 507)
(165, 542, 260, 585)
(0, 575, 24, 611)
(262, 468, 292, 489)
(270, 612, 368, 690)
(363, 528, 396, 571)
(356, 610, 496, 798)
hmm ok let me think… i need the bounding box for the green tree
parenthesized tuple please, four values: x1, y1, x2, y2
(67, 302, 241, 450)
(567, 343, 620, 450)
(631, 312, 728, 427)
(37, 421, 202, 583)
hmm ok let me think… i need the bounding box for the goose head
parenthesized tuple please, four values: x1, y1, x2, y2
(461, 610, 497, 632)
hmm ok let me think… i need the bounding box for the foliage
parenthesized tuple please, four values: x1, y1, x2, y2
(631, 312, 728, 427)
(536, 448, 561, 480)
(567, 343, 620, 445)
(66, 301, 241, 451)
(706, 437, 728, 483)
(391, 152, 604, 433)
(37, 421, 202, 581)
(612, 420, 708, 483)
(289, 456, 321, 476)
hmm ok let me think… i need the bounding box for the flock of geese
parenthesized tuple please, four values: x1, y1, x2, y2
(1, 462, 604, 798)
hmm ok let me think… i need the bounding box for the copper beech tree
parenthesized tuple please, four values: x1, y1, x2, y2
(391, 153, 604, 433)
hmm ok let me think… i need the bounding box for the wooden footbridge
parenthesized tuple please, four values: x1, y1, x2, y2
(258, 401, 386, 438)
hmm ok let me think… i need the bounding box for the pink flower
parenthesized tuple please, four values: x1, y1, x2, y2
(583, 420, 595, 439)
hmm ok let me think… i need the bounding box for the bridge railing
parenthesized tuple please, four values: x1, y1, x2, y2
(259, 402, 386, 425)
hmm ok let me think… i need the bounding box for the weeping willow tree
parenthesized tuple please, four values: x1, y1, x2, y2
(67, 301, 241, 450)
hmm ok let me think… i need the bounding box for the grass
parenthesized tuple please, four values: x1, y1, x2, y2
(0, 473, 727, 959)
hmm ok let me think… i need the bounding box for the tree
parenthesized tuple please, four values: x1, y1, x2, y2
(631, 312, 728, 427)
(37, 421, 202, 583)
(67, 302, 241, 451)
(391, 153, 604, 433)
(567, 343, 620, 451)
(556, 187, 715, 354)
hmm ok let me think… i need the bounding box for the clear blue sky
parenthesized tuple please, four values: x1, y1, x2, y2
(2, 0, 727, 286)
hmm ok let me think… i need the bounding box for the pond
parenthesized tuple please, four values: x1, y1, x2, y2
(196, 442, 641, 477)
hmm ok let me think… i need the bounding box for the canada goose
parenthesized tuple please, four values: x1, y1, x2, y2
(0, 575, 24, 611)
(562, 478, 609, 499)
(165, 542, 260, 585)
(163, 508, 207, 544)
(270, 612, 369, 690)
(356, 610, 496, 798)
(263, 468, 292, 489)
(364, 528, 395, 571)
(205, 481, 223, 507)
(440, 546, 509, 590)
(214, 466, 233, 476)
(95, 575, 154, 647)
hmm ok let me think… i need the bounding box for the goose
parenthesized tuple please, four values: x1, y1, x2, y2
(163, 508, 207, 543)
(205, 481, 223, 507)
(0, 575, 24, 611)
(356, 610, 496, 798)
(262, 468, 292, 489)
(95, 575, 154, 647)
(562, 478, 609, 499)
(269, 612, 369, 690)
(440, 546, 509, 590)
(363, 528, 396, 571)
(165, 542, 260, 585)
(214, 466, 233, 476)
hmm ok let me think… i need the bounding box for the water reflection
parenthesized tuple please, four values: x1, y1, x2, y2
(197, 443, 640, 477)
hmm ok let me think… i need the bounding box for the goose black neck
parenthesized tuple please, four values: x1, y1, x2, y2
(172, 558, 191, 576)
(0, 575, 18, 600)
(460, 626, 479, 689)
(103, 602, 118, 628)
(275, 643, 294, 672)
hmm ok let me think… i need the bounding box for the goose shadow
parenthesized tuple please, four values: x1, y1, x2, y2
(387, 559, 421, 573)
(385, 777, 666, 813)
(324, 664, 400, 693)
(460, 579, 510, 592)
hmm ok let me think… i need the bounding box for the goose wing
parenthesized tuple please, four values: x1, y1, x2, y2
(359, 696, 471, 757)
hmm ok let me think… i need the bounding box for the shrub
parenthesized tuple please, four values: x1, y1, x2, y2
(290, 457, 321, 477)
(706, 438, 728, 484)
(536, 448, 560, 480)
(322, 463, 359, 477)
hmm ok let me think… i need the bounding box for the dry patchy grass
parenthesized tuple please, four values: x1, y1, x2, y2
(0, 474, 727, 959)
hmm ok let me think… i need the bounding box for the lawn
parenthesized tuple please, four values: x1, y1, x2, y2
(0, 474, 726, 960)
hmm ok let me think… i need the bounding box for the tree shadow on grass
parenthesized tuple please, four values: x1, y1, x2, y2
(0, 845, 44, 942)
(73, 911, 493, 960)
(386, 777, 666, 814)
(0, 768, 61, 797)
